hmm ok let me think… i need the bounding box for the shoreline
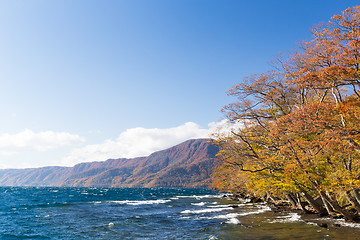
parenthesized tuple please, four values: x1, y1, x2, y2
(222, 193, 360, 229)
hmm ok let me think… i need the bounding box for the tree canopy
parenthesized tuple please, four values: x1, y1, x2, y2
(213, 6, 360, 221)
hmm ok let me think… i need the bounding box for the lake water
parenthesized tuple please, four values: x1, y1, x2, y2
(1, 187, 360, 239)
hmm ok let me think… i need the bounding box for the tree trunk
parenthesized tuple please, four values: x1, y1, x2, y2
(319, 191, 338, 217)
(345, 190, 360, 213)
(286, 192, 298, 209)
(353, 189, 360, 204)
(300, 191, 327, 215)
(320, 191, 358, 221)
(266, 192, 280, 202)
(296, 193, 312, 214)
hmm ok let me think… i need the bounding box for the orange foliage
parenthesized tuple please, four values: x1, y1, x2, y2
(214, 6, 360, 212)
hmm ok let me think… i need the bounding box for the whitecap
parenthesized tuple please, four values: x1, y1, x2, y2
(306, 222, 319, 226)
(203, 212, 241, 224)
(211, 212, 241, 219)
(181, 207, 233, 214)
(215, 205, 271, 218)
(208, 204, 237, 208)
(226, 217, 241, 224)
(191, 202, 206, 206)
(333, 219, 360, 228)
(269, 213, 302, 223)
(108, 199, 171, 205)
(208, 205, 271, 221)
(239, 205, 271, 216)
(175, 195, 223, 199)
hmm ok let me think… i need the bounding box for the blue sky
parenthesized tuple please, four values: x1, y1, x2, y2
(0, 0, 358, 168)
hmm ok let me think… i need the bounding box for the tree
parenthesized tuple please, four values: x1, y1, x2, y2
(213, 6, 360, 221)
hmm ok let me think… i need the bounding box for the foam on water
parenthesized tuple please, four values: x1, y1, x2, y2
(191, 202, 206, 206)
(181, 207, 233, 214)
(334, 219, 360, 228)
(208, 204, 238, 208)
(226, 217, 241, 224)
(175, 194, 223, 199)
(109, 199, 171, 205)
(308, 217, 360, 229)
(209, 205, 271, 220)
(235, 205, 271, 217)
(208, 213, 242, 224)
(269, 212, 302, 223)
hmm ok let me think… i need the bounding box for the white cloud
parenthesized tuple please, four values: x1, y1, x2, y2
(0, 121, 243, 169)
(0, 129, 85, 153)
(208, 119, 245, 137)
(62, 122, 215, 166)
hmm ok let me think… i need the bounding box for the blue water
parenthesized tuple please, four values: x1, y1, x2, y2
(1, 187, 360, 239)
(0, 187, 224, 239)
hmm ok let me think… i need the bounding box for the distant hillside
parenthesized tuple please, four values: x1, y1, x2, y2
(0, 139, 218, 188)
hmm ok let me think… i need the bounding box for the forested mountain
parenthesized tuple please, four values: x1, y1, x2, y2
(0, 139, 218, 188)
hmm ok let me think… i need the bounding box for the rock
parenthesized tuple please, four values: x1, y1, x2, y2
(333, 223, 341, 228)
(317, 222, 328, 228)
(250, 197, 263, 203)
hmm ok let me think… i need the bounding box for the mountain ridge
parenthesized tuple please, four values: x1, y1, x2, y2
(0, 138, 218, 188)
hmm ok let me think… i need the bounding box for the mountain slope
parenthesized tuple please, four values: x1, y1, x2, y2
(0, 139, 218, 188)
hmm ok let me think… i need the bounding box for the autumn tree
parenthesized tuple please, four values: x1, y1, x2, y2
(214, 6, 360, 221)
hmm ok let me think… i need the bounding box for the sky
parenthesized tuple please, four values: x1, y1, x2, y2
(0, 0, 358, 169)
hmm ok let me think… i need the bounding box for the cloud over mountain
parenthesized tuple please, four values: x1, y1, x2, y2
(62, 122, 216, 166)
(0, 121, 234, 169)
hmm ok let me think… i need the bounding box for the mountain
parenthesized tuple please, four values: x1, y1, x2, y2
(0, 139, 219, 188)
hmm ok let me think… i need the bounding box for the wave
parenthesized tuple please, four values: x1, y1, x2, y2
(203, 213, 242, 224)
(205, 205, 271, 224)
(208, 204, 237, 208)
(108, 199, 171, 205)
(333, 219, 360, 228)
(236, 205, 271, 216)
(175, 195, 223, 200)
(306, 217, 360, 229)
(226, 217, 241, 224)
(269, 213, 302, 223)
(181, 207, 233, 214)
(191, 202, 206, 206)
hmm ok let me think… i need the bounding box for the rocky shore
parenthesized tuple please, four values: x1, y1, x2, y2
(221, 192, 360, 229)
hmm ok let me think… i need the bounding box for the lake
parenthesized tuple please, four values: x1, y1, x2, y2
(1, 187, 359, 239)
